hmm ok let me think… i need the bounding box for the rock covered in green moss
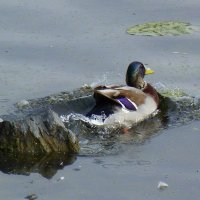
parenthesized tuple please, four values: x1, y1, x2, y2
(21, 85, 93, 110)
(126, 21, 197, 36)
(0, 109, 79, 155)
(0, 86, 94, 159)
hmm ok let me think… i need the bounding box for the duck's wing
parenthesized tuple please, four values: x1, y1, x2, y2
(94, 86, 147, 111)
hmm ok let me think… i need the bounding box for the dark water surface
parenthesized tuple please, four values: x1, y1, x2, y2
(0, 121, 199, 200)
(0, 0, 200, 199)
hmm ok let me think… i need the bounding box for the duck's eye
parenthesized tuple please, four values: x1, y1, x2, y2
(139, 66, 145, 76)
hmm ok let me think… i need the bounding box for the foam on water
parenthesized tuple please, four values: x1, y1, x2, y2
(61, 113, 106, 126)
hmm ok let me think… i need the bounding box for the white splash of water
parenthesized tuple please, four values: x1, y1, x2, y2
(153, 82, 167, 90)
(60, 112, 106, 126)
(89, 71, 122, 89)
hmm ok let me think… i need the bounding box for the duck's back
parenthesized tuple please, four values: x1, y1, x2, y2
(94, 86, 147, 107)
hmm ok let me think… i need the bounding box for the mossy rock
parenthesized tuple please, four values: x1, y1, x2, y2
(0, 109, 80, 155)
(126, 21, 197, 36)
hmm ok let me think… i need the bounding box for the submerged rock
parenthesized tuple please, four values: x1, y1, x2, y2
(26, 86, 93, 110)
(25, 194, 38, 200)
(0, 109, 79, 155)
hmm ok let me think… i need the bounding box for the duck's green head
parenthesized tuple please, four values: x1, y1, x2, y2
(126, 61, 154, 88)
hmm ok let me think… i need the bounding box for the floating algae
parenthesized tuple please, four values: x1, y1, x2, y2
(158, 88, 188, 98)
(126, 21, 197, 36)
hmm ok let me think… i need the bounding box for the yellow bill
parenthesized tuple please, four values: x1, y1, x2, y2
(145, 67, 154, 75)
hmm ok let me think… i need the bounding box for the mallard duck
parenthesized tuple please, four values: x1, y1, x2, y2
(86, 61, 159, 124)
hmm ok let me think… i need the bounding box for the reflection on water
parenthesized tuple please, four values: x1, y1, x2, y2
(0, 152, 76, 179)
(0, 86, 200, 178)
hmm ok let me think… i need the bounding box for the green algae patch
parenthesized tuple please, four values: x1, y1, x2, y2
(126, 21, 196, 36)
(160, 88, 188, 98)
